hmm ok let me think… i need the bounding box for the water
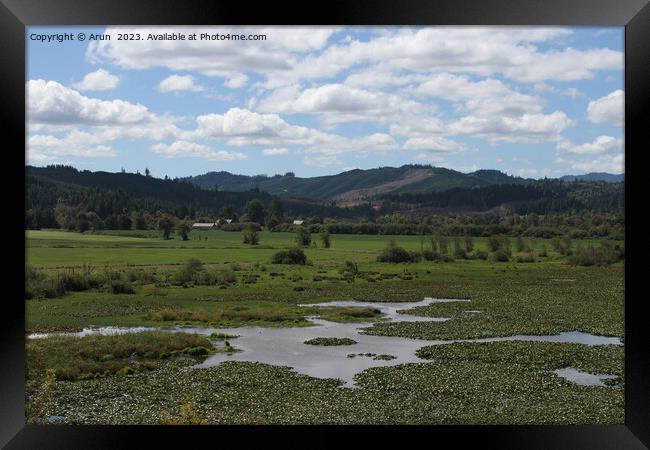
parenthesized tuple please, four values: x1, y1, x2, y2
(553, 367, 618, 386)
(27, 298, 623, 388)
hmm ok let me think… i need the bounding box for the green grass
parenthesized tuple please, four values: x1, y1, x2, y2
(27, 229, 615, 267)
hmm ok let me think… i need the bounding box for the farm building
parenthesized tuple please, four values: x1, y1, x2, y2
(293, 220, 304, 225)
(192, 222, 217, 229)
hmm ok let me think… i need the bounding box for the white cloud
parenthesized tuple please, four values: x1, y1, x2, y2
(262, 147, 289, 156)
(280, 27, 621, 87)
(306, 133, 398, 156)
(402, 136, 466, 153)
(557, 135, 622, 154)
(87, 27, 621, 91)
(195, 107, 330, 148)
(448, 111, 572, 143)
(151, 141, 247, 161)
(87, 26, 337, 82)
(256, 83, 425, 125)
(224, 74, 248, 89)
(27, 79, 153, 126)
(569, 153, 624, 173)
(157, 75, 203, 93)
(28, 131, 118, 161)
(71, 69, 119, 91)
(587, 90, 623, 125)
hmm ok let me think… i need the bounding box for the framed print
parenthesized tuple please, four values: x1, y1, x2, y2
(2, 0, 649, 447)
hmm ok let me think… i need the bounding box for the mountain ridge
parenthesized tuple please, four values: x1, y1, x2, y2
(181, 164, 536, 203)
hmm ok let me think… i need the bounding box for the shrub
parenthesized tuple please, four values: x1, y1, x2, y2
(110, 279, 135, 294)
(472, 249, 488, 260)
(216, 270, 237, 286)
(377, 241, 414, 263)
(551, 237, 573, 256)
(490, 248, 511, 262)
(516, 254, 536, 263)
(567, 242, 624, 266)
(342, 260, 359, 276)
(271, 247, 308, 265)
(421, 250, 438, 261)
(454, 248, 468, 259)
(487, 235, 511, 252)
(408, 251, 423, 262)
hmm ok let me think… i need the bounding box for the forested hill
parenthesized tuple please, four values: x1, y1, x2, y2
(182, 164, 529, 201)
(380, 179, 624, 215)
(26, 165, 275, 222)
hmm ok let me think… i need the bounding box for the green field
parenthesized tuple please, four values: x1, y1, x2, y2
(25, 229, 624, 424)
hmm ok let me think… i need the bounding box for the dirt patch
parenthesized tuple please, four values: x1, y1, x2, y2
(331, 168, 434, 206)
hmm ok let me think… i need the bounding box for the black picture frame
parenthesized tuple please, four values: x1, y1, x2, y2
(2, 0, 648, 447)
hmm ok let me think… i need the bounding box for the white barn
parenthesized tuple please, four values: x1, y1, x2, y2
(293, 220, 304, 225)
(192, 222, 217, 229)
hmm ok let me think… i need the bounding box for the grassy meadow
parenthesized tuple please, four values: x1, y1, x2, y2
(24, 229, 624, 424)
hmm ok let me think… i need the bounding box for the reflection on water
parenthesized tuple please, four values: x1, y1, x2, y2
(554, 367, 618, 386)
(27, 298, 623, 388)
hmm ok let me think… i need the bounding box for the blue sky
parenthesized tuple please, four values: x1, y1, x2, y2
(26, 26, 624, 178)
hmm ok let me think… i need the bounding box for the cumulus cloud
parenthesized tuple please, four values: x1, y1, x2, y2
(280, 27, 621, 87)
(195, 107, 330, 147)
(224, 74, 248, 89)
(27, 79, 153, 126)
(448, 111, 572, 143)
(71, 69, 120, 91)
(28, 131, 118, 161)
(402, 136, 467, 153)
(256, 83, 425, 124)
(86, 26, 337, 82)
(557, 135, 622, 154)
(157, 75, 203, 93)
(587, 90, 623, 125)
(151, 141, 247, 160)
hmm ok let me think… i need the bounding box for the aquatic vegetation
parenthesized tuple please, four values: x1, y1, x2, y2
(26, 331, 214, 382)
(304, 337, 357, 346)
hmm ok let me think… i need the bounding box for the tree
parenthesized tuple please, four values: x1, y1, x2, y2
(242, 223, 259, 245)
(320, 230, 331, 248)
(54, 200, 76, 230)
(266, 199, 284, 229)
(158, 215, 175, 240)
(464, 235, 474, 253)
(218, 205, 235, 221)
(145, 168, 151, 177)
(177, 221, 190, 241)
(245, 199, 266, 225)
(296, 226, 311, 246)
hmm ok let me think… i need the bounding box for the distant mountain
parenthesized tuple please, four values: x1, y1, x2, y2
(183, 165, 530, 205)
(560, 172, 624, 183)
